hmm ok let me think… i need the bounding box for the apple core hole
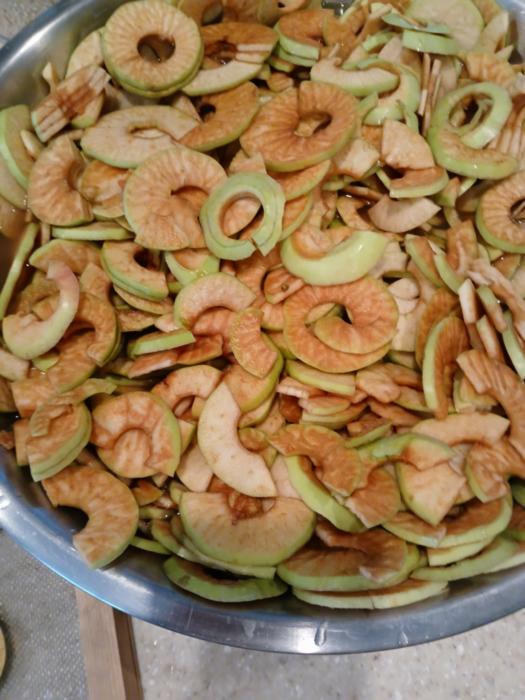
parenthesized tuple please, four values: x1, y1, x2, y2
(138, 35, 175, 63)
(511, 198, 525, 225)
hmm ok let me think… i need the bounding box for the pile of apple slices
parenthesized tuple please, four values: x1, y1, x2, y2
(2, 0, 525, 610)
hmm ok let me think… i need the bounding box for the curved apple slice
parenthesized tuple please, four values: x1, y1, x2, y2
(457, 349, 525, 459)
(91, 391, 181, 478)
(174, 272, 255, 328)
(180, 492, 315, 565)
(230, 308, 278, 378)
(271, 424, 363, 497)
(152, 365, 222, 411)
(369, 195, 441, 234)
(27, 403, 92, 481)
(467, 439, 525, 502)
(197, 382, 276, 497)
(413, 412, 510, 446)
(3, 262, 79, 360)
(344, 468, 401, 528)
(422, 315, 469, 419)
(42, 465, 138, 568)
(30, 239, 101, 275)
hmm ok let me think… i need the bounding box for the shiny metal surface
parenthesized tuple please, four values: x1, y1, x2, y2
(1, 0, 525, 654)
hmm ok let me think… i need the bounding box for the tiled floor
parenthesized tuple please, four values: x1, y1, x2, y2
(2, 1, 525, 698)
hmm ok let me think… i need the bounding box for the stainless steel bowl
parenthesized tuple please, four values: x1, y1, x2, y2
(1, 0, 525, 654)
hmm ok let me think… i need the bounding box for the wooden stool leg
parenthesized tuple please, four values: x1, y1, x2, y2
(75, 590, 144, 700)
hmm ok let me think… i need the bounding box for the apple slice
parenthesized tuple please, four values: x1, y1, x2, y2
(42, 465, 139, 568)
(412, 537, 517, 582)
(427, 538, 494, 567)
(177, 444, 213, 493)
(277, 542, 419, 592)
(294, 579, 448, 609)
(164, 556, 287, 602)
(285, 455, 362, 532)
(396, 461, 466, 526)
(180, 492, 314, 565)
(384, 510, 446, 547)
(438, 494, 513, 547)
(197, 382, 276, 497)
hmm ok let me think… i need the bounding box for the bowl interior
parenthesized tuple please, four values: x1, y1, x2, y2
(0, 0, 524, 654)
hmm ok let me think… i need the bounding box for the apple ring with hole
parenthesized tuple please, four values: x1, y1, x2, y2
(174, 272, 255, 328)
(27, 136, 93, 227)
(81, 106, 199, 170)
(91, 391, 181, 478)
(201, 172, 285, 260)
(181, 82, 259, 152)
(102, 0, 203, 97)
(312, 277, 399, 355)
(42, 465, 139, 568)
(124, 145, 226, 250)
(283, 283, 392, 372)
(241, 82, 359, 171)
(2, 262, 79, 361)
(183, 21, 278, 96)
(152, 365, 222, 412)
(101, 241, 169, 301)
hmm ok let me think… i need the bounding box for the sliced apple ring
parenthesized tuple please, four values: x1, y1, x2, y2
(369, 195, 440, 233)
(174, 272, 255, 328)
(3, 262, 79, 361)
(476, 172, 525, 253)
(197, 382, 276, 496)
(275, 9, 328, 60)
(152, 365, 221, 410)
(42, 465, 139, 568)
(312, 277, 398, 354)
(91, 391, 181, 478)
(180, 491, 314, 565)
(31, 65, 110, 142)
(0, 105, 34, 188)
(27, 402, 91, 481)
(28, 136, 92, 227)
(270, 424, 363, 497)
(81, 106, 198, 169)
(283, 284, 390, 372)
(181, 83, 259, 152)
(271, 161, 331, 202)
(384, 510, 446, 548)
(200, 172, 285, 259)
(241, 82, 359, 172)
(124, 145, 226, 250)
(102, 241, 168, 301)
(458, 349, 525, 459)
(102, 0, 203, 96)
(422, 315, 469, 419)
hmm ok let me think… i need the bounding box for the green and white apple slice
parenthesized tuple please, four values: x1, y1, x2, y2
(293, 579, 447, 609)
(198, 382, 276, 497)
(278, 543, 419, 592)
(52, 222, 131, 241)
(402, 29, 459, 54)
(0, 153, 26, 208)
(281, 230, 387, 285)
(427, 537, 493, 566)
(102, 241, 169, 301)
(180, 492, 315, 566)
(285, 456, 363, 533)
(311, 58, 399, 97)
(0, 105, 34, 187)
(0, 223, 39, 320)
(183, 61, 262, 96)
(127, 329, 195, 358)
(384, 511, 446, 548)
(438, 495, 513, 548)
(164, 556, 287, 603)
(412, 537, 517, 582)
(3, 261, 80, 360)
(407, 0, 484, 50)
